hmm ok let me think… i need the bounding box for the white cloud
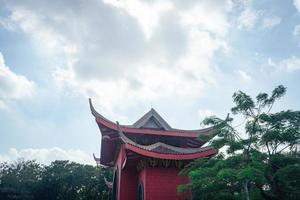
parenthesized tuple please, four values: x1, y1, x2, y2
(236, 1, 281, 31)
(293, 24, 300, 36)
(294, 0, 300, 13)
(261, 16, 281, 29)
(1, 0, 232, 113)
(177, 1, 231, 37)
(235, 69, 252, 82)
(267, 56, 300, 72)
(237, 7, 259, 30)
(8, 9, 73, 56)
(279, 56, 300, 72)
(103, 0, 173, 39)
(236, 0, 268, 31)
(0, 99, 7, 110)
(267, 57, 276, 66)
(293, 25, 300, 47)
(0, 16, 16, 31)
(0, 147, 94, 165)
(52, 21, 225, 113)
(0, 52, 35, 108)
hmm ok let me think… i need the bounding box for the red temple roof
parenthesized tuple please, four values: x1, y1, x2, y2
(118, 128, 217, 160)
(90, 99, 217, 166)
(89, 99, 213, 138)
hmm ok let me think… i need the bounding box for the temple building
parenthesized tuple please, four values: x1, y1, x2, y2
(90, 99, 217, 200)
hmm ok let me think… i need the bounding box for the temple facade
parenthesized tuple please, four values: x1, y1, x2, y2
(90, 99, 217, 200)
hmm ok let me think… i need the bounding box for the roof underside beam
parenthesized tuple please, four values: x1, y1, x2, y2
(125, 144, 217, 160)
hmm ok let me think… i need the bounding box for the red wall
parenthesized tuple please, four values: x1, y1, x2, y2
(139, 167, 190, 200)
(115, 148, 190, 200)
(119, 167, 138, 200)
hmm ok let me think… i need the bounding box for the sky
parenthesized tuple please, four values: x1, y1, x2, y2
(0, 0, 300, 165)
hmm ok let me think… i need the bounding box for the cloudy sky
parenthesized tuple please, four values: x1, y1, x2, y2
(0, 0, 300, 165)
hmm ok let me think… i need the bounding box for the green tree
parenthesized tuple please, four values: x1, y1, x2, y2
(36, 160, 111, 200)
(0, 160, 111, 200)
(180, 85, 300, 200)
(0, 160, 43, 200)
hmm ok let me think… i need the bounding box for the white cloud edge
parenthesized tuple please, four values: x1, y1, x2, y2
(237, 5, 260, 31)
(0, 52, 36, 108)
(267, 56, 300, 72)
(0, 147, 95, 165)
(293, 24, 300, 36)
(236, 2, 282, 31)
(103, 0, 174, 39)
(261, 16, 281, 29)
(235, 69, 252, 83)
(294, 0, 300, 13)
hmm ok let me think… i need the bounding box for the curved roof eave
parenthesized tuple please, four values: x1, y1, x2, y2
(125, 144, 217, 160)
(118, 129, 213, 154)
(89, 98, 214, 137)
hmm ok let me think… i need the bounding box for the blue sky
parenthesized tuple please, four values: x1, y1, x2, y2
(0, 0, 300, 165)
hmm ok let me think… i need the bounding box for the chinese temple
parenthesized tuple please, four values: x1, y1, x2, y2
(90, 99, 217, 200)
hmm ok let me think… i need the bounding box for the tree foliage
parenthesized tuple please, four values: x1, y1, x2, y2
(180, 85, 300, 200)
(0, 160, 111, 200)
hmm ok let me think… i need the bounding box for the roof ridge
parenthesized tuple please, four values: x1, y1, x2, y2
(132, 108, 172, 130)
